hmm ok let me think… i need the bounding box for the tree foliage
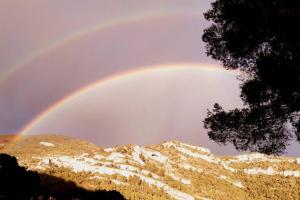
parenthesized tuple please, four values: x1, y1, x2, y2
(202, 0, 300, 154)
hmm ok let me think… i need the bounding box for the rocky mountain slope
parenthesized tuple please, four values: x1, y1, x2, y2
(1, 134, 300, 200)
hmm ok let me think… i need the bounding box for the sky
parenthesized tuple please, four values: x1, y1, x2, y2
(1, 0, 299, 155)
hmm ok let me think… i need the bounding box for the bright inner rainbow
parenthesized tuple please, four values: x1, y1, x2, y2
(6, 63, 237, 149)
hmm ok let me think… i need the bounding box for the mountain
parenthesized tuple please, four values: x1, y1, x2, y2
(1, 134, 300, 200)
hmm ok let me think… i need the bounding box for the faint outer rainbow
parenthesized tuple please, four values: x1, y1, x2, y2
(6, 63, 238, 149)
(0, 10, 200, 83)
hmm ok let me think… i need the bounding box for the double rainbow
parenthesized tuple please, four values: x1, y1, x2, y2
(2, 63, 238, 149)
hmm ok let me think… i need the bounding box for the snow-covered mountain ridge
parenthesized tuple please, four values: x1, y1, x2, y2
(1, 135, 300, 200)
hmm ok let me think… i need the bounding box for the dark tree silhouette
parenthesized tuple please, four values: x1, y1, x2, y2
(0, 153, 40, 199)
(202, 0, 300, 154)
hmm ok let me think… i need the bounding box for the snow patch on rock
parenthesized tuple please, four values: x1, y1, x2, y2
(235, 153, 286, 163)
(244, 166, 300, 177)
(218, 175, 243, 188)
(132, 146, 145, 165)
(104, 147, 114, 152)
(244, 167, 276, 175)
(180, 163, 202, 173)
(180, 142, 211, 154)
(106, 152, 125, 163)
(39, 141, 55, 147)
(111, 179, 126, 185)
(220, 162, 237, 173)
(281, 170, 300, 177)
(132, 145, 169, 165)
(237, 153, 267, 162)
(36, 155, 194, 200)
(140, 147, 168, 164)
(168, 172, 191, 185)
(94, 154, 104, 160)
(172, 145, 216, 163)
(163, 142, 237, 173)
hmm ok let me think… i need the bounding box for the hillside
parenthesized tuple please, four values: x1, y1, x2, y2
(1, 134, 300, 200)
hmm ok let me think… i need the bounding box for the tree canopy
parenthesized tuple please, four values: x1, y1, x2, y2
(202, 0, 300, 154)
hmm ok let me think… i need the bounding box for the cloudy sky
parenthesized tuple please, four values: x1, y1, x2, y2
(1, 0, 299, 155)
